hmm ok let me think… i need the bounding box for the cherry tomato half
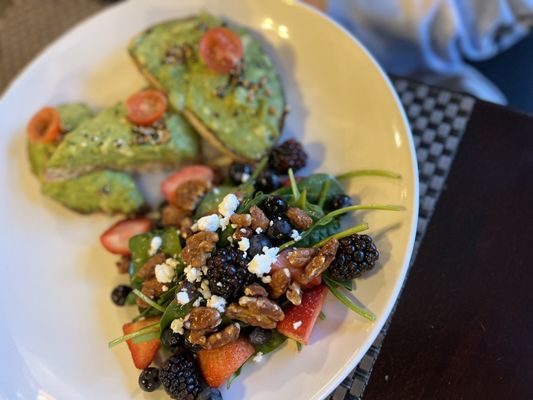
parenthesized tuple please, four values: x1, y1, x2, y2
(199, 27, 244, 74)
(126, 90, 168, 126)
(27, 107, 61, 143)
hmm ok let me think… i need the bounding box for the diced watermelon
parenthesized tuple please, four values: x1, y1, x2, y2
(161, 165, 214, 204)
(270, 249, 322, 289)
(122, 317, 161, 369)
(198, 336, 255, 388)
(277, 284, 328, 345)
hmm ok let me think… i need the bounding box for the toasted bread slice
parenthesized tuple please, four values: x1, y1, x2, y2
(128, 13, 285, 161)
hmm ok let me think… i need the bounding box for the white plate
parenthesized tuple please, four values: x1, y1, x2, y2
(0, 0, 418, 399)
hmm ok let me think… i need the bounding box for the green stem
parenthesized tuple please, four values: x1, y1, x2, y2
(317, 180, 330, 209)
(297, 188, 307, 209)
(279, 239, 296, 251)
(288, 168, 300, 201)
(250, 156, 269, 181)
(132, 289, 166, 313)
(108, 323, 160, 348)
(319, 311, 326, 321)
(323, 277, 376, 321)
(313, 223, 369, 247)
(325, 204, 404, 220)
(336, 169, 402, 180)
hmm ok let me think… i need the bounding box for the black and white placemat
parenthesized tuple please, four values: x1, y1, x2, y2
(0, 1, 476, 398)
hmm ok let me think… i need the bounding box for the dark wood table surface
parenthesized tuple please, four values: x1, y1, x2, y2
(364, 101, 533, 399)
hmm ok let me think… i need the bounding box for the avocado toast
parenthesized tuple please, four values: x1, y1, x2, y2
(128, 13, 285, 162)
(28, 103, 145, 214)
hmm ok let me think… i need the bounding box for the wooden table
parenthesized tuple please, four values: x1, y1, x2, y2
(364, 101, 533, 399)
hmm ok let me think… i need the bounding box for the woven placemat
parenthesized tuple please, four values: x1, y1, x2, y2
(0, 1, 476, 398)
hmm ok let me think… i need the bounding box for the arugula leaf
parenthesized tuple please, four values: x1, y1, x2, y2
(226, 365, 243, 389)
(296, 341, 303, 352)
(160, 299, 194, 330)
(195, 186, 235, 218)
(323, 275, 376, 321)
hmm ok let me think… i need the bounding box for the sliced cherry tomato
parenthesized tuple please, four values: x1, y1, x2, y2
(199, 27, 243, 74)
(100, 217, 152, 255)
(126, 90, 167, 126)
(27, 107, 61, 143)
(161, 165, 215, 205)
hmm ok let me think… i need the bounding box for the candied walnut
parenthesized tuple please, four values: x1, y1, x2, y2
(161, 204, 189, 227)
(244, 283, 268, 297)
(225, 296, 285, 329)
(116, 255, 130, 274)
(250, 205, 270, 231)
(268, 268, 291, 299)
(286, 207, 313, 230)
(286, 281, 302, 306)
(184, 307, 221, 330)
(230, 213, 252, 227)
(187, 329, 208, 347)
(179, 216, 194, 238)
(137, 253, 167, 280)
(286, 248, 319, 268)
(303, 238, 339, 282)
(141, 278, 166, 298)
(206, 323, 240, 349)
(181, 231, 219, 267)
(233, 227, 253, 241)
(174, 180, 211, 212)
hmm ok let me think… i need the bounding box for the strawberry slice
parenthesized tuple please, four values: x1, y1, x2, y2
(276, 284, 328, 345)
(198, 336, 255, 388)
(161, 165, 214, 204)
(100, 217, 152, 255)
(122, 317, 161, 369)
(270, 249, 322, 289)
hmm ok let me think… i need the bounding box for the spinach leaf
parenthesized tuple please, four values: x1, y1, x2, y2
(160, 299, 194, 330)
(237, 191, 268, 213)
(131, 329, 160, 344)
(195, 186, 235, 218)
(324, 272, 353, 291)
(297, 218, 341, 247)
(297, 174, 345, 203)
(256, 329, 287, 355)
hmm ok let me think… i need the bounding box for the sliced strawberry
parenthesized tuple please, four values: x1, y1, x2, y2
(122, 316, 161, 369)
(100, 217, 152, 255)
(270, 249, 322, 289)
(198, 336, 255, 388)
(161, 165, 215, 204)
(277, 284, 328, 345)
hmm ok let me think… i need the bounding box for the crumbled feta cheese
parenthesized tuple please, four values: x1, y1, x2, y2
(290, 229, 302, 241)
(184, 265, 202, 283)
(218, 193, 239, 218)
(248, 247, 279, 277)
(165, 258, 178, 268)
(193, 297, 203, 307)
(231, 223, 238, 229)
(170, 318, 184, 335)
(176, 290, 190, 305)
(196, 214, 220, 232)
(269, 220, 274, 226)
(213, 187, 220, 194)
(199, 279, 212, 299)
(201, 266, 209, 275)
(155, 261, 176, 283)
(148, 236, 162, 256)
(218, 216, 230, 230)
(261, 275, 272, 284)
(227, 236, 234, 244)
(162, 285, 169, 292)
(238, 237, 250, 254)
(241, 172, 250, 183)
(207, 295, 227, 313)
(252, 352, 264, 363)
(216, 282, 223, 287)
(292, 320, 302, 330)
(255, 227, 263, 234)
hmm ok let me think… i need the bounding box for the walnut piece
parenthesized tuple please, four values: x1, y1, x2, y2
(141, 278, 166, 299)
(244, 283, 268, 297)
(161, 204, 189, 227)
(137, 253, 167, 280)
(250, 205, 270, 231)
(286, 207, 313, 230)
(181, 231, 219, 267)
(187, 329, 208, 347)
(230, 213, 252, 227)
(116, 255, 130, 274)
(303, 238, 339, 282)
(184, 307, 221, 330)
(268, 268, 291, 299)
(286, 248, 319, 268)
(174, 180, 211, 212)
(179, 216, 194, 238)
(286, 281, 302, 306)
(206, 323, 240, 349)
(233, 227, 253, 241)
(225, 296, 285, 329)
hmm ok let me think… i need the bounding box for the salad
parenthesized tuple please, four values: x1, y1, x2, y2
(24, 12, 404, 400)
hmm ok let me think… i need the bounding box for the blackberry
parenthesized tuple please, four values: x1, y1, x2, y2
(206, 247, 254, 300)
(249, 327, 272, 347)
(326, 194, 352, 211)
(328, 234, 379, 281)
(229, 163, 253, 185)
(266, 218, 292, 243)
(248, 234, 272, 258)
(269, 139, 308, 174)
(111, 285, 132, 306)
(161, 327, 183, 349)
(160, 353, 204, 400)
(261, 196, 288, 218)
(255, 169, 281, 192)
(138, 367, 160, 392)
